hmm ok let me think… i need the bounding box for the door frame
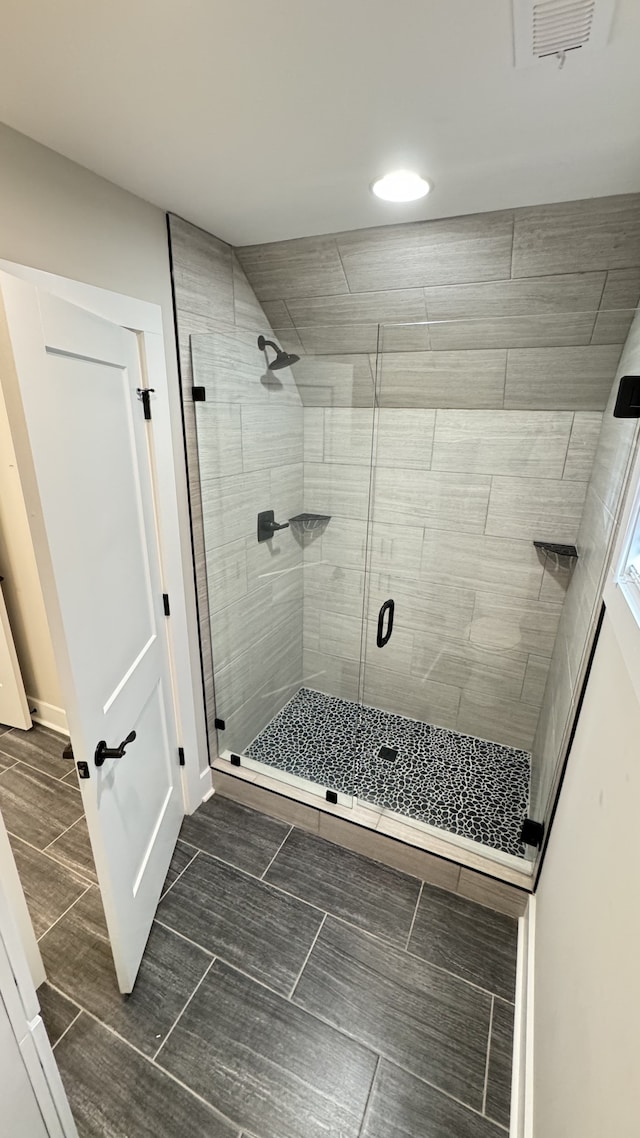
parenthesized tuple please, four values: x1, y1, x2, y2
(0, 258, 211, 813)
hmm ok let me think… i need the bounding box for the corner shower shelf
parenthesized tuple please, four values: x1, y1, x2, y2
(534, 540, 578, 561)
(289, 512, 331, 533)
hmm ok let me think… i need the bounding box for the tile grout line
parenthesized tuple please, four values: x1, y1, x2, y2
(404, 881, 423, 950)
(0, 759, 20, 777)
(51, 1008, 83, 1052)
(43, 813, 88, 851)
(259, 824, 294, 880)
(288, 912, 327, 1000)
(0, 753, 81, 791)
(159, 849, 200, 902)
(155, 915, 505, 1122)
(7, 828, 96, 888)
(56, 995, 241, 1134)
(36, 883, 93, 943)
(152, 956, 216, 1061)
(356, 1054, 381, 1138)
(164, 841, 514, 999)
(482, 994, 495, 1115)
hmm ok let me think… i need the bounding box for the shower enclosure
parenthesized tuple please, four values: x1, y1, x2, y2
(190, 304, 640, 874)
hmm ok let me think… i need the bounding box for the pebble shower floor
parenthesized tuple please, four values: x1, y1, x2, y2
(246, 687, 531, 858)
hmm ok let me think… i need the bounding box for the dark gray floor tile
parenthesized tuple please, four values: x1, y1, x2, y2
(264, 828, 421, 945)
(0, 762, 83, 847)
(56, 1013, 237, 1138)
(0, 724, 69, 779)
(40, 888, 211, 1056)
(294, 917, 491, 1111)
(61, 767, 80, 786)
(362, 1060, 506, 1138)
(486, 998, 515, 1128)
(157, 959, 377, 1138)
(0, 750, 16, 772)
(46, 817, 97, 884)
(38, 982, 79, 1047)
(408, 882, 518, 1001)
(8, 834, 88, 938)
(157, 852, 322, 994)
(161, 839, 197, 897)
(0, 722, 10, 733)
(179, 794, 290, 875)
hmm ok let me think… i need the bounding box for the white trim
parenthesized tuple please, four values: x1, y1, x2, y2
(604, 432, 640, 703)
(0, 257, 208, 813)
(26, 696, 69, 735)
(510, 895, 536, 1138)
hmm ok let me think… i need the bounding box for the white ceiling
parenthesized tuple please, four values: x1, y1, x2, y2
(1, 0, 639, 246)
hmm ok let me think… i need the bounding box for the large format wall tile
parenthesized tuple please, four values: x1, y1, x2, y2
(305, 462, 371, 519)
(504, 345, 622, 410)
(368, 573, 476, 640)
(424, 271, 606, 321)
(512, 194, 640, 277)
(431, 410, 573, 478)
(170, 216, 234, 323)
(457, 689, 540, 751)
(241, 404, 304, 471)
(375, 408, 436, 467)
(286, 288, 426, 328)
(324, 408, 374, 464)
(373, 349, 506, 409)
(411, 634, 528, 703)
(335, 211, 514, 291)
(363, 665, 461, 728)
(470, 593, 562, 657)
(421, 530, 545, 599)
(485, 476, 587, 542)
(427, 310, 596, 350)
(293, 354, 375, 407)
(373, 466, 491, 534)
(236, 234, 350, 300)
(563, 412, 603, 481)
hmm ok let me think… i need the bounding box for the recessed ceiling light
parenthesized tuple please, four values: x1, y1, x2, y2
(371, 170, 431, 203)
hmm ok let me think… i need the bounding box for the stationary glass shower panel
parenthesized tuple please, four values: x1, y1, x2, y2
(190, 329, 375, 802)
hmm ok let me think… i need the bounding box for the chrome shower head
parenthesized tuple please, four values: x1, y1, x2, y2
(257, 334, 300, 371)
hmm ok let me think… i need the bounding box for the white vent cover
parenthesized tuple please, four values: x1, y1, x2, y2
(513, 0, 617, 68)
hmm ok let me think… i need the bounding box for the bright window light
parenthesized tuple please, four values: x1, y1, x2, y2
(371, 170, 431, 203)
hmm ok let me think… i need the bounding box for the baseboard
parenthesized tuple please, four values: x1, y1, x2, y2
(511, 895, 535, 1138)
(26, 697, 69, 736)
(200, 764, 214, 803)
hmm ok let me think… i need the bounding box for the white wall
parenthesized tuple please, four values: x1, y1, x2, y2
(533, 613, 640, 1136)
(0, 122, 207, 767)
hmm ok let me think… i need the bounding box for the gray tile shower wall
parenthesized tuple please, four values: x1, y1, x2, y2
(530, 312, 640, 818)
(168, 215, 304, 755)
(236, 195, 640, 752)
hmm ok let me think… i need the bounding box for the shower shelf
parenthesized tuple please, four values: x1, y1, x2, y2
(289, 512, 331, 532)
(534, 540, 578, 560)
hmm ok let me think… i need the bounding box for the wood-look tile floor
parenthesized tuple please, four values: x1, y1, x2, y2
(0, 724, 518, 1138)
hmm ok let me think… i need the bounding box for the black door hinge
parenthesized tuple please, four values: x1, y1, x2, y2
(192, 386, 206, 402)
(162, 593, 171, 616)
(136, 387, 155, 420)
(214, 717, 226, 730)
(178, 747, 185, 767)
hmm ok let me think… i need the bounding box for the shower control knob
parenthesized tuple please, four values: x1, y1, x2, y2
(257, 509, 290, 542)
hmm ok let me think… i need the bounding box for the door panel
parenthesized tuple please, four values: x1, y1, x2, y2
(0, 272, 183, 992)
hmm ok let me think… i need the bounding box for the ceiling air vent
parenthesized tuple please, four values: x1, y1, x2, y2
(513, 0, 617, 68)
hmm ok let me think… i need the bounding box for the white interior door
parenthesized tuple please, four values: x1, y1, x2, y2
(0, 271, 184, 992)
(0, 578, 31, 729)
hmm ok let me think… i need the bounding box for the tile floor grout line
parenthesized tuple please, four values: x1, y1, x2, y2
(404, 880, 424, 950)
(159, 849, 200, 902)
(7, 828, 96, 888)
(259, 824, 294, 880)
(36, 883, 93, 943)
(162, 841, 511, 1000)
(152, 956, 216, 1061)
(43, 813, 88, 851)
(51, 1008, 83, 1052)
(62, 1000, 242, 1134)
(482, 994, 496, 1115)
(288, 912, 327, 1000)
(0, 754, 82, 792)
(0, 759, 20, 777)
(150, 927, 492, 1122)
(356, 1054, 381, 1138)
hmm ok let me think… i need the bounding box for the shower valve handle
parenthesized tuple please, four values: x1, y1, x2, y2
(257, 509, 290, 542)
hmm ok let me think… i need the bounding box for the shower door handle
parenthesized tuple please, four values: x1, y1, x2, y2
(376, 599, 394, 648)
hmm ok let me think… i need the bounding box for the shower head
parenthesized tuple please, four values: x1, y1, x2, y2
(257, 334, 300, 371)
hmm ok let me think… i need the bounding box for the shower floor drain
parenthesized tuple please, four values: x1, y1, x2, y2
(378, 745, 398, 761)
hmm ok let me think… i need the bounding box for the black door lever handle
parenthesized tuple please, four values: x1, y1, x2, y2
(95, 730, 137, 768)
